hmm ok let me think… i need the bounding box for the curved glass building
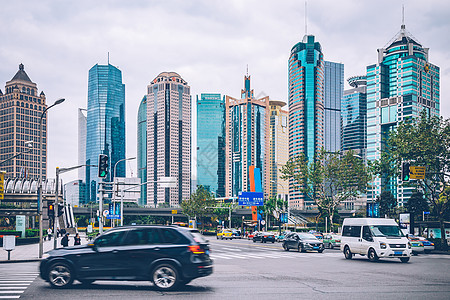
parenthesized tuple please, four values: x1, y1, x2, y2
(137, 96, 147, 206)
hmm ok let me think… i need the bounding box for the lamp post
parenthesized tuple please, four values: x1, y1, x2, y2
(270, 180, 289, 221)
(38, 98, 65, 258)
(112, 157, 136, 227)
(0, 141, 33, 166)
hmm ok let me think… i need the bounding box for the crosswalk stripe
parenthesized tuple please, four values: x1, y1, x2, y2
(0, 284, 30, 286)
(0, 291, 24, 294)
(0, 281, 33, 284)
(0, 296, 21, 299)
(0, 287, 27, 290)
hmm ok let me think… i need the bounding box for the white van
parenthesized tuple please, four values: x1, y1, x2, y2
(340, 218, 412, 263)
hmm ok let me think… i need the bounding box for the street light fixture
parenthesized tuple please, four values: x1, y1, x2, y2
(0, 141, 33, 166)
(38, 98, 65, 258)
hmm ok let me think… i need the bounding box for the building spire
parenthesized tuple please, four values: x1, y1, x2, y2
(107, 52, 110, 65)
(401, 4, 405, 30)
(305, 1, 308, 35)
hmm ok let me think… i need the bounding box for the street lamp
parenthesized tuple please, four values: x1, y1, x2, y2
(38, 98, 65, 258)
(0, 141, 33, 166)
(270, 180, 289, 221)
(112, 157, 136, 227)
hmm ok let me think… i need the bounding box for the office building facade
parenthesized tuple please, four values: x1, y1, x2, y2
(197, 93, 225, 197)
(366, 24, 440, 206)
(137, 96, 147, 206)
(324, 61, 344, 153)
(0, 64, 47, 179)
(146, 72, 191, 207)
(225, 75, 270, 197)
(268, 100, 289, 199)
(85, 64, 126, 204)
(288, 35, 325, 209)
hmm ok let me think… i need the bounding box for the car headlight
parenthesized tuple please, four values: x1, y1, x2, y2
(408, 242, 411, 249)
(42, 253, 50, 259)
(380, 242, 387, 249)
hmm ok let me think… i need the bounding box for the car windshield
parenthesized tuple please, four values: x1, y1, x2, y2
(298, 233, 318, 240)
(188, 230, 207, 244)
(370, 225, 404, 237)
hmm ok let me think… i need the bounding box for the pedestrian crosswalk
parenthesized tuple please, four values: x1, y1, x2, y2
(210, 247, 342, 261)
(0, 263, 39, 299)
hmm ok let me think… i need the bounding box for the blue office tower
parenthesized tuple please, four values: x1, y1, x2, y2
(85, 64, 125, 204)
(137, 96, 147, 206)
(366, 24, 439, 206)
(288, 35, 325, 209)
(197, 94, 225, 197)
(324, 61, 344, 153)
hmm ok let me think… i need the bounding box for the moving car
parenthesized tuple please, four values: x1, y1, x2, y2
(39, 225, 213, 290)
(323, 234, 341, 249)
(247, 232, 257, 240)
(276, 231, 290, 242)
(253, 232, 276, 243)
(282, 232, 324, 253)
(217, 229, 233, 240)
(340, 218, 412, 263)
(407, 235, 425, 254)
(419, 238, 435, 253)
(231, 229, 242, 239)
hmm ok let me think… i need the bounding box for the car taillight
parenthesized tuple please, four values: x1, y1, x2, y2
(431, 243, 434, 246)
(188, 245, 205, 254)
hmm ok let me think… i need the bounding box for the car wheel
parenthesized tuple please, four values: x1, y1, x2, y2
(272, 241, 274, 243)
(368, 248, 379, 262)
(329, 244, 333, 249)
(216, 236, 219, 239)
(79, 279, 94, 285)
(152, 263, 179, 291)
(48, 262, 74, 289)
(283, 244, 289, 251)
(253, 239, 256, 243)
(318, 249, 324, 253)
(400, 257, 410, 263)
(344, 246, 352, 259)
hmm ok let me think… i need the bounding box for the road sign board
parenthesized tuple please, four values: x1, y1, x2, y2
(172, 210, 177, 214)
(107, 203, 121, 219)
(103, 210, 109, 217)
(260, 220, 266, 226)
(410, 166, 426, 179)
(0, 172, 5, 200)
(238, 192, 264, 206)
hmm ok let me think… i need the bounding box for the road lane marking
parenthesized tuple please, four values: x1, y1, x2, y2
(0, 291, 24, 294)
(0, 296, 20, 299)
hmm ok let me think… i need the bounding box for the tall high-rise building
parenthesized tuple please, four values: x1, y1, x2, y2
(85, 64, 125, 204)
(342, 75, 367, 157)
(78, 108, 87, 182)
(268, 100, 289, 199)
(288, 35, 325, 209)
(225, 75, 270, 197)
(197, 93, 225, 197)
(146, 72, 191, 207)
(324, 61, 344, 153)
(366, 23, 439, 206)
(137, 95, 147, 206)
(0, 64, 47, 179)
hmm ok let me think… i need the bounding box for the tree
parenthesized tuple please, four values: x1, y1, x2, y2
(406, 191, 429, 218)
(180, 185, 215, 229)
(281, 149, 370, 230)
(260, 197, 287, 229)
(379, 110, 450, 250)
(376, 191, 397, 218)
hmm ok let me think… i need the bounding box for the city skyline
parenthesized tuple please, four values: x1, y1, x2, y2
(1, 0, 449, 185)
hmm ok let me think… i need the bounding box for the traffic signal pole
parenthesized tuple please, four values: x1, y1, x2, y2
(53, 167, 60, 249)
(99, 181, 103, 234)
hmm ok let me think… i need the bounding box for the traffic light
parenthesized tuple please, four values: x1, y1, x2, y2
(58, 204, 64, 216)
(98, 154, 109, 178)
(48, 204, 54, 218)
(402, 162, 410, 182)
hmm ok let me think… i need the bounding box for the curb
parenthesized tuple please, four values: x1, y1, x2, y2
(0, 259, 41, 264)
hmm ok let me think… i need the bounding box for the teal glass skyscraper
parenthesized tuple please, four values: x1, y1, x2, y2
(137, 96, 147, 206)
(197, 93, 225, 197)
(366, 23, 439, 206)
(288, 35, 325, 209)
(85, 64, 125, 204)
(324, 61, 344, 153)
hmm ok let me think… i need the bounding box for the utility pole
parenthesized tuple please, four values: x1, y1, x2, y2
(99, 181, 103, 234)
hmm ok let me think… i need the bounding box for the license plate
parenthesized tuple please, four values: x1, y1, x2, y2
(206, 250, 210, 255)
(394, 251, 402, 255)
(313, 246, 319, 249)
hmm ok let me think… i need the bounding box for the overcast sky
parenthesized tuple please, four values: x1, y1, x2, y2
(1, 0, 449, 184)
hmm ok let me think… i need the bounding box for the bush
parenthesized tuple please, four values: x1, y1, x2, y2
(0, 230, 22, 237)
(25, 229, 39, 237)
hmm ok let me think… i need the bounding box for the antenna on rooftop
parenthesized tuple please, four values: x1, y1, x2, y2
(246, 64, 249, 76)
(305, 1, 308, 35)
(401, 5, 405, 30)
(108, 52, 110, 65)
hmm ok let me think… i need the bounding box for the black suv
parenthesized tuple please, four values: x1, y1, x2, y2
(253, 232, 275, 243)
(39, 225, 213, 290)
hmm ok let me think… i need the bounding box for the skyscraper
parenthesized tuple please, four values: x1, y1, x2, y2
(366, 23, 439, 206)
(137, 95, 147, 206)
(288, 35, 325, 209)
(146, 72, 191, 207)
(85, 64, 125, 204)
(268, 100, 289, 199)
(225, 75, 270, 197)
(197, 93, 225, 197)
(324, 61, 344, 153)
(78, 108, 87, 182)
(342, 75, 367, 157)
(0, 64, 47, 179)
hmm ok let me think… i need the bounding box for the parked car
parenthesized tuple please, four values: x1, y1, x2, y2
(276, 231, 291, 242)
(253, 232, 276, 243)
(39, 225, 213, 290)
(419, 238, 435, 253)
(323, 234, 341, 249)
(340, 218, 412, 263)
(309, 231, 324, 241)
(407, 235, 425, 254)
(217, 229, 233, 240)
(247, 232, 257, 240)
(282, 232, 324, 253)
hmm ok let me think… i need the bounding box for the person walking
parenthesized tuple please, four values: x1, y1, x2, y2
(61, 233, 69, 247)
(47, 228, 52, 241)
(74, 233, 81, 246)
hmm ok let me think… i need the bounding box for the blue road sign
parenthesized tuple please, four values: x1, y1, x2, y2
(107, 203, 121, 219)
(423, 211, 430, 215)
(238, 192, 264, 206)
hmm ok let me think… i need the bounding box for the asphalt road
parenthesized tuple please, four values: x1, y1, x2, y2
(7, 238, 450, 299)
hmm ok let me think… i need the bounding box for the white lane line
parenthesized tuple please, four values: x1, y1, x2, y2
(0, 284, 30, 286)
(0, 287, 27, 290)
(0, 296, 21, 299)
(0, 291, 24, 293)
(0, 281, 33, 284)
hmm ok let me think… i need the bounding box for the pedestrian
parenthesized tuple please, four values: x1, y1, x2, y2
(61, 233, 69, 247)
(56, 228, 60, 238)
(74, 233, 81, 246)
(47, 228, 52, 241)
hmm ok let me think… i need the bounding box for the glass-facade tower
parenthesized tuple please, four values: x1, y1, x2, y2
(197, 93, 225, 197)
(288, 35, 325, 209)
(85, 64, 125, 204)
(366, 24, 439, 206)
(137, 96, 147, 206)
(324, 61, 343, 153)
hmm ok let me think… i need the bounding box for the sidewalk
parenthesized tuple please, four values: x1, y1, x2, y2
(0, 233, 87, 263)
